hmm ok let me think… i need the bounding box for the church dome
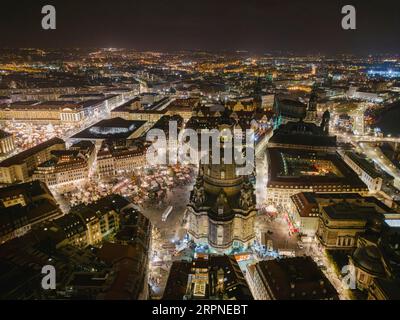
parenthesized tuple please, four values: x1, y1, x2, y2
(352, 246, 386, 276)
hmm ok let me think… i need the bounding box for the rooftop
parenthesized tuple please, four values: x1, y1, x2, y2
(345, 152, 382, 179)
(269, 120, 337, 149)
(0, 180, 53, 200)
(256, 256, 338, 300)
(71, 117, 146, 140)
(267, 147, 367, 190)
(323, 202, 384, 221)
(291, 192, 395, 218)
(163, 255, 252, 300)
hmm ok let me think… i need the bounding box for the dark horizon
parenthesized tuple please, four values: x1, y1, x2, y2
(1, 0, 400, 55)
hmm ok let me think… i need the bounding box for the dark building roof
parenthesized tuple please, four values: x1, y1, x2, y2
(256, 256, 338, 300)
(51, 213, 88, 238)
(267, 148, 368, 190)
(0, 234, 102, 299)
(66, 271, 109, 288)
(59, 93, 105, 99)
(0, 260, 39, 299)
(345, 152, 382, 179)
(112, 97, 141, 112)
(208, 255, 253, 300)
(115, 207, 151, 248)
(0, 180, 52, 200)
(69, 140, 95, 150)
(163, 255, 253, 300)
(291, 192, 395, 218)
(0, 193, 149, 299)
(373, 278, 400, 300)
(274, 97, 307, 119)
(0, 199, 60, 238)
(188, 106, 259, 131)
(0, 180, 61, 237)
(162, 260, 192, 300)
(352, 245, 386, 277)
(0, 100, 95, 111)
(323, 202, 384, 221)
(0, 101, 40, 109)
(96, 242, 148, 300)
(150, 114, 183, 135)
(290, 192, 319, 218)
(269, 120, 336, 149)
(71, 117, 146, 140)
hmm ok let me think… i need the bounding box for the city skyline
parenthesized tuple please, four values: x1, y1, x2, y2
(1, 0, 400, 54)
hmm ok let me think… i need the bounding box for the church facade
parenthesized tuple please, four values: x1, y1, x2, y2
(187, 119, 257, 253)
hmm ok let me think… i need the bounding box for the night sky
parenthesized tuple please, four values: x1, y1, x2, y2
(1, 0, 400, 54)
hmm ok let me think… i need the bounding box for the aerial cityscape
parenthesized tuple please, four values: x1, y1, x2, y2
(1, 0, 400, 304)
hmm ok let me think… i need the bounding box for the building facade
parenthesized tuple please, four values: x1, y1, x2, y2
(187, 116, 256, 253)
(33, 141, 95, 189)
(0, 129, 15, 156)
(0, 137, 66, 184)
(97, 141, 146, 178)
(342, 151, 383, 192)
(288, 193, 395, 238)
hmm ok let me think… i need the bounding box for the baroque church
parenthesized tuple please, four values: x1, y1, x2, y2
(187, 112, 257, 253)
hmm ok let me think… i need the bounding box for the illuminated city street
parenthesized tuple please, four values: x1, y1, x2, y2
(359, 142, 400, 189)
